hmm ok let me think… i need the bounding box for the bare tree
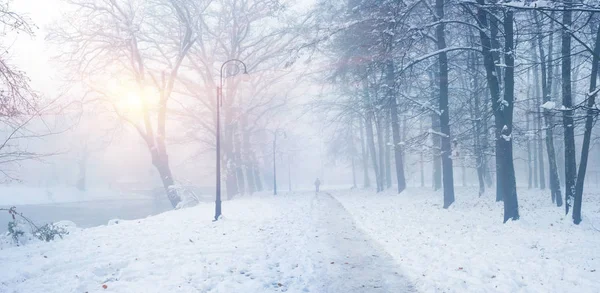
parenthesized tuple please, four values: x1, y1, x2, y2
(48, 0, 200, 207)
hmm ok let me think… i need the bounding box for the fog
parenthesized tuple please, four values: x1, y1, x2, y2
(4, 0, 600, 292)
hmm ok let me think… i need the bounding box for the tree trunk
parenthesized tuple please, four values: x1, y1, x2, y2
(561, 1, 577, 216)
(482, 87, 493, 188)
(435, 0, 455, 208)
(470, 46, 486, 195)
(366, 114, 381, 192)
(385, 111, 392, 189)
(477, 2, 519, 221)
(429, 69, 442, 190)
(254, 163, 263, 192)
(243, 127, 256, 194)
(535, 11, 563, 206)
(359, 118, 371, 188)
(224, 123, 239, 199)
(533, 115, 539, 189)
(500, 10, 519, 222)
(420, 117, 425, 187)
(377, 115, 386, 191)
(387, 60, 407, 193)
(526, 79, 533, 189)
(233, 124, 245, 195)
(153, 154, 180, 208)
(532, 42, 546, 190)
(573, 22, 600, 224)
(350, 118, 358, 188)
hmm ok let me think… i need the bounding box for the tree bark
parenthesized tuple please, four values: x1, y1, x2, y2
(377, 115, 386, 191)
(532, 41, 546, 190)
(385, 111, 392, 189)
(526, 71, 533, 189)
(435, 0, 455, 208)
(387, 60, 407, 193)
(535, 11, 563, 206)
(469, 47, 486, 195)
(573, 22, 600, 224)
(420, 117, 425, 187)
(500, 10, 519, 222)
(359, 118, 371, 188)
(366, 113, 381, 192)
(477, 2, 519, 221)
(429, 69, 442, 190)
(561, 0, 577, 216)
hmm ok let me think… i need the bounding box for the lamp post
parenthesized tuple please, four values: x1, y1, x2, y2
(272, 129, 286, 195)
(215, 59, 248, 222)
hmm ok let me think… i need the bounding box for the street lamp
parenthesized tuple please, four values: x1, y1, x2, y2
(215, 59, 248, 222)
(272, 129, 286, 195)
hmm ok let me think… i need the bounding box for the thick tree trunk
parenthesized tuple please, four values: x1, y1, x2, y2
(435, 0, 455, 208)
(477, 2, 519, 220)
(153, 154, 180, 208)
(561, 1, 577, 216)
(573, 22, 600, 224)
(500, 10, 519, 222)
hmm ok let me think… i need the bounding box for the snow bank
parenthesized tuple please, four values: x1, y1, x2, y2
(331, 187, 600, 293)
(0, 192, 414, 292)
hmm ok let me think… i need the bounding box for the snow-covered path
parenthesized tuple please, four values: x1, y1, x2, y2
(300, 192, 415, 292)
(0, 191, 414, 293)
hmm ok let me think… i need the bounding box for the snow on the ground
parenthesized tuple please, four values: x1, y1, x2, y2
(0, 185, 149, 206)
(0, 192, 413, 293)
(331, 187, 600, 293)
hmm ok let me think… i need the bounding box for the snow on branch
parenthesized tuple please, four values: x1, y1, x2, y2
(427, 128, 449, 138)
(403, 95, 442, 116)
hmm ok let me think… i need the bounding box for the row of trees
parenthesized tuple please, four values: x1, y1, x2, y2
(47, 0, 309, 207)
(314, 0, 600, 223)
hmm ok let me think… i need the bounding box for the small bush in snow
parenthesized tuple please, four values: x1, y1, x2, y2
(2, 207, 70, 247)
(7, 220, 25, 243)
(34, 223, 68, 242)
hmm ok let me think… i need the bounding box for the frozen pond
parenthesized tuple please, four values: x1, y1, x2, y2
(0, 197, 174, 230)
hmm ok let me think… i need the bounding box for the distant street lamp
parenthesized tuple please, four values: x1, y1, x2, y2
(215, 59, 248, 222)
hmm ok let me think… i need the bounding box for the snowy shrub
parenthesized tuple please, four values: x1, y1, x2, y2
(33, 223, 68, 242)
(4, 219, 37, 247)
(2, 207, 70, 247)
(7, 220, 26, 243)
(173, 185, 201, 209)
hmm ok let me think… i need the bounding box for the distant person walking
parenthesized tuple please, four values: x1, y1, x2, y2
(314, 178, 321, 193)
